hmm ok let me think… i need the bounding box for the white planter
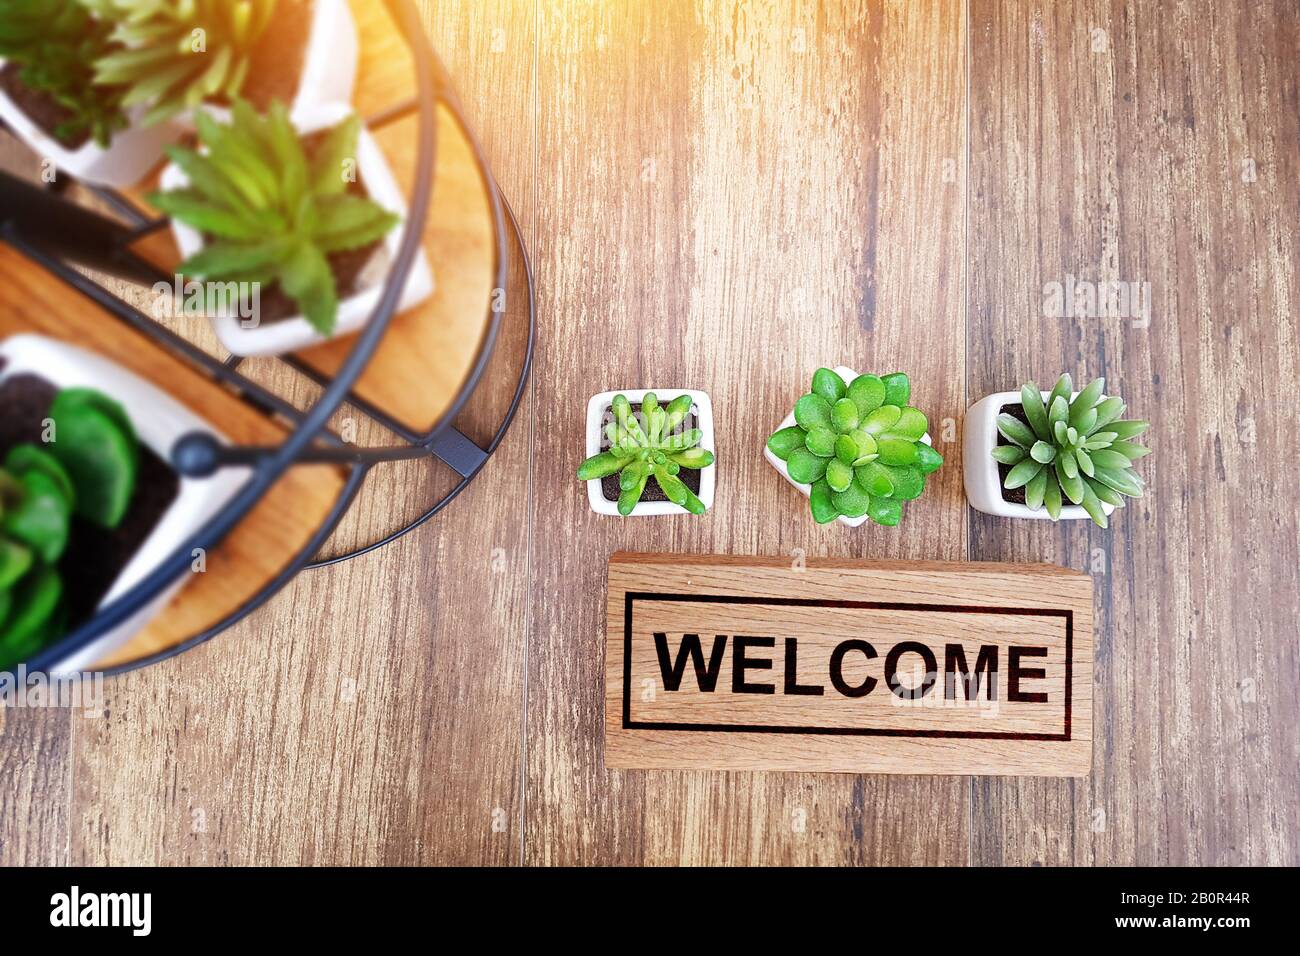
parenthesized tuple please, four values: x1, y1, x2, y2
(764, 367, 932, 528)
(161, 102, 434, 357)
(0, 334, 248, 673)
(178, 0, 358, 129)
(585, 388, 715, 516)
(964, 390, 1116, 521)
(0, 59, 182, 188)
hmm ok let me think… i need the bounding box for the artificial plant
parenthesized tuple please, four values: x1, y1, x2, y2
(768, 368, 942, 526)
(0, 388, 140, 668)
(149, 100, 400, 335)
(0, 0, 127, 147)
(578, 393, 714, 515)
(86, 0, 278, 126)
(994, 374, 1150, 527)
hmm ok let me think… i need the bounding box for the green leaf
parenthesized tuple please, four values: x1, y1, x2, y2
(995, 413, 1035, 448)
(835, 435, 859, 465)
(1084, 431, 1118, 449)
(5, 445, 74, 504)
(1048, 395, 1069, 437)
(1043, 473, 1063, 520)
(149, 189, 265, 241)
(991, 445, 1025, 465)
(848, 429, 877, 462)
(1055, 460, 1085, 504)
(1107, 419, 1150, 440)
(804, 426, 837, 457)
(0, 538, 33, 591)
(832, 483, 872, 518)
(1109, 440, 1151, 460)
(794, 394, 833, 431)
(1093, 466, 1144, 498)
(847, 374, 885, 417)
(48, 395, 139, 530)
(312, 194, 400, 253)
(885, 407, 927, 441)
(1020, 384, 1050, 441)
(277, 241, 338, 334)
(1085, 476, 1125, 507)
(663, 394, 693, 432)
(1091, 396, 1126, 431)
(310, 114, 362, 196)
(0, 565, 62, 652)
(1070, 405, 1098, 434)
(811, 367, 846, 403)
(653, 465, 689, 507)
(660, 427, 701, 452)
(577, 451, 631, 480)
(1075, 447, 1095, 477)
(1047, 373, 1073, 411)
(863, 405, 902, 436)
(826, 459, 853, 493)
(670, 448, 714, 470)
(883, 465, 924, 501)
(618, 468, 649, 515)
(1, 471, 71, 564)
(1004, 458, 1042, 490)
(877, 438, 919, 467)
(914, 444, 943, 474)
(619, 461, 645, 492)
(1070, 377, 1105, 413)
(831, 398, 859, 433)
(867, 495, 903, 526)
(786, 447, 828, 484)
(1058, 449, 1079, 479)
(1088, 448, 1132, 470)
(809, 479, 839, 524)
(855, 461, 895, 497)
(180, 237, 293, 279)
(1029, 441, 1056, 464)
(1079, 481, 1109, 528)
(1024, 468, 1048, 510)
(881, 372, 910, 406)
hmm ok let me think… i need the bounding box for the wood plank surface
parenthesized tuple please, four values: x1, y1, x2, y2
(966, 0, 1299, 865)
(2, 0, 1297, 868)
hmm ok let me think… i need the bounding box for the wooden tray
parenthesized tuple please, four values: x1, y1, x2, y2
(0, 242, 349, 669)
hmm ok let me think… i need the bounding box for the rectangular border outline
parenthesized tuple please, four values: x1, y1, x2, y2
(621, 592, 1073, 741)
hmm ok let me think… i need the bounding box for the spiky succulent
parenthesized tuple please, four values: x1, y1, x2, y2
(86, 0, 277, 126)
(1, 388, 139, 669)
(578, 393, 714, 515)
(994, 374, 1150, 527)
(149, 101, 401, 334)
(768, 368, 942, 526)
(0, 0, 128, 147)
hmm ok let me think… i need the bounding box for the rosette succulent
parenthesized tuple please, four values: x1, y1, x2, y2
(994, 374, 1150, 528)
(577, 392, 714, 515)
(0, 0, 128, 147)
(1, 387, 139, 668)
(767, 368, 942, 525)
(85, 0, 278, 126)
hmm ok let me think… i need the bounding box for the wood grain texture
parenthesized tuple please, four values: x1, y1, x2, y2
(526, 0, 969, 864)
(966, 0, 1299, 865)
(605, 553, 1092, 775)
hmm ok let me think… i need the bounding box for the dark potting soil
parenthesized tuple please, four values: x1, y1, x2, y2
(201, 126, 385, 327)
(0, 62, 92, 151)
(238, 0, 313, 110)
(0, 374, 180, 632)
(995, 402, 1032, 505)
(598, 402, 704, 504)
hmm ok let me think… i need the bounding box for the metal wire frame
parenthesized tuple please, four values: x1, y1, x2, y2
(0, 0, 532, 675)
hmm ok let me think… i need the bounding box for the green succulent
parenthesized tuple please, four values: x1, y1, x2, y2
(0, 0, 128, 147)
(768, 368, 942, 526)
(149, 101, 401, 335)
(85, 0, 278, 126)
(994, 374, 1150, 528)
(1, 388, 139, 669)
(577, 392, 714, 515)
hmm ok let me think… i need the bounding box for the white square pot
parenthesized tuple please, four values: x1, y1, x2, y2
(0, 334, 248, 673)
(764, 365, 932, 528)
(178, 0, 358, 130)
(964, 390, 1115, 521)
(585, 388, 715, 516)
(0, 58, 183, 188)
(160, 101, 434, 357)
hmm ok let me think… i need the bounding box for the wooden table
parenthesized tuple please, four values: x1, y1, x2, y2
(1, 0, 1295, 866)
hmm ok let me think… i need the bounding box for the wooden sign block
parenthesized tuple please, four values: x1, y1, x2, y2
(605, 553, 1093, 777)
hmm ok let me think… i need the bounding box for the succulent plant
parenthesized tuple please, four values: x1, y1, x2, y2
(994, 374, 1150, 528)
(0, 0, 128, 147)
(85, 0, 278, 126)
(768, 368, 942, 526)
(0, 387, 139, 669)
(149, 101, 401, 335)
(578, 393, 714, 515)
